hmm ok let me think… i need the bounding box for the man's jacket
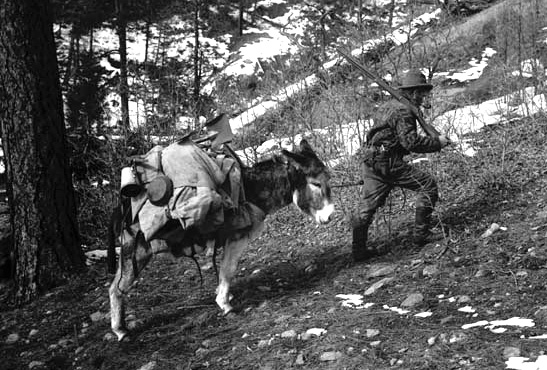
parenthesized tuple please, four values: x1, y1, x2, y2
(365, 99, 441, 160)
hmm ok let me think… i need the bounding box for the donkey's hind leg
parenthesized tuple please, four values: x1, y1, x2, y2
(216, 222, 265, 314)
(109, 231, 153, 341)
(215, 234, 249, 315)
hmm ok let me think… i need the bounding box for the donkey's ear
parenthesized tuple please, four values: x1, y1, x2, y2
(299, 139, 314, 154)
(281, 149, 304, 168)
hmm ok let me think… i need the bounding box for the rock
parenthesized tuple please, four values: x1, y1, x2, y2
(401, 293, 424, 308)
(537, 210, 547, 220)
(366, 263, 396, 278)
(281, 330, 297, 339)
(457, 295, 471, 304)
(422, 265, 439, 277)
(195, 347, 209, 356)
(28, 329, 38, 338)
(28, 361, 44, 369)
(474, 269, 489, 277)
(449, 331, 468, 344)
(304, 264, 317, 274)
(534, 306, 547, 323)
(365, 329, 380, 338)
(370, 340, 381, 347)
(103, 333, 116, 341)
(440, 316, 454, 325)
(427, 336, 436, 346)
(516, 270, 528, 278)
(503, 347, 521, 359)
(257, 339, 270, 348)
(481, 223, 500, 238)
(294, 353, 305, 365)
(127, 319, 142, 330)
(89, 311, 104, 322)
(6, 333, 19, 344)
(364, 277, 394, 296)
(300, 328, 326, 340)
(319, 351, 342, 361)
(58, 338, 71, 348)
(137, 361, 157, 370)
(438, 333, 448, 344)
(274, 314, 291, 324)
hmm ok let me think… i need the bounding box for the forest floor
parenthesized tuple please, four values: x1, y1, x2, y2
(2, 115, 547, 370)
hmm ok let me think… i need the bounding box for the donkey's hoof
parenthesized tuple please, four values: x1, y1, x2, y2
(113, 329, 129, 342)
(219, 304, 234, 316)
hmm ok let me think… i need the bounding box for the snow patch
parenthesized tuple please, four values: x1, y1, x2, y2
(506, 355, 547, 370)
(462, 317, 535, 332)
(336, 294, 375, 309)
(382, 305, 410, 315)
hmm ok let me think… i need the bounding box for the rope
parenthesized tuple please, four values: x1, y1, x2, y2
(332, 179, 364, 188)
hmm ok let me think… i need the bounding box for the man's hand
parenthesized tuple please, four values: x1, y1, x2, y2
(438, 135, 451, 148)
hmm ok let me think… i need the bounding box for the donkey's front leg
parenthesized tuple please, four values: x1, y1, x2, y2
(216, 235, 249, 314)
(109, 231, 152, 341)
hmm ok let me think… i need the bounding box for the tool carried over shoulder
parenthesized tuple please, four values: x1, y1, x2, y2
(336, 48, 441, 139)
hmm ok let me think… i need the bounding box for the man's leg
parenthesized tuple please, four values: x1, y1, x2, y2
(393, 164, 439, 247)
(352, 165, 391, 261)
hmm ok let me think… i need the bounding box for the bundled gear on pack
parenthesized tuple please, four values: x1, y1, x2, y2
(118, 114, 258, 244)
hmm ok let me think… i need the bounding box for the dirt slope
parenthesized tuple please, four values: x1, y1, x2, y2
(2, 115, 547, 370)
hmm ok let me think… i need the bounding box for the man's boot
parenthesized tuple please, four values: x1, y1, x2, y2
(413, 206, 433, 248)
(352, 215, 376, 262)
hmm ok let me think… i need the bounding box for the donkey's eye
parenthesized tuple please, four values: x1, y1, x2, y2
(309, 181, 321, 188)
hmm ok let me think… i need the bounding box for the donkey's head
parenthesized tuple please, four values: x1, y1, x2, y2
(282, 139, 334, 224)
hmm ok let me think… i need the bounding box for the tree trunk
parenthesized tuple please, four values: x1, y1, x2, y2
(116, 0, 130, 128)
(89, 27, 94, 54)
(62, 32, 76, 88)
(238, 0, 244, 36)
(388, 0, 396, 29)
(0, 0, 85, 304)
(144, 20, 150, 66)
(193, 0, 201, 126)
(357, 0, 362, 30)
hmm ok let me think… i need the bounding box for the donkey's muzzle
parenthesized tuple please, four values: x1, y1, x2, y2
(314, 202, 335, 224)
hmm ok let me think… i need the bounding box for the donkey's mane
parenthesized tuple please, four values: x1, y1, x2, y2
(242, 151, 285, 169)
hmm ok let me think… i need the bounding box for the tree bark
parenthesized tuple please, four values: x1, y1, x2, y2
(238, 0, 244, 36)
(0, 0, 85, 304)
(89, 27, 94, 54)
(116, 0, 130, 128)
(62, 32, 76, 88)
(193, 0, 201, 125)
(388, 0, 396, 29)
(144, 20, 150, 66)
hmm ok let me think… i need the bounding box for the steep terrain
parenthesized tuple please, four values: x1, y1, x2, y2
(2, 1, 547, 369)
(2, 114, 547, 369)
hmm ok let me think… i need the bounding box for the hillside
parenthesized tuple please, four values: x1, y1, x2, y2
(2, 0, 547, 369)
(2, 112, 547, 370)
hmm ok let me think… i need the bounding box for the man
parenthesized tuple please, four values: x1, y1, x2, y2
(352, 69, 450, 262)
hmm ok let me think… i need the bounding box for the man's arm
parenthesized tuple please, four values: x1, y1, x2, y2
(395, 109, 442, 153)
